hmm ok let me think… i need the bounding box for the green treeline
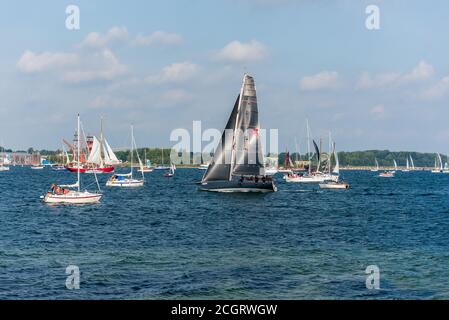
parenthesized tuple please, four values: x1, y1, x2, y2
(279, 150, 446, 167)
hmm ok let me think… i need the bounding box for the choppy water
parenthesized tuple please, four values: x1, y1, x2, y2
(1, 167, 449, 299)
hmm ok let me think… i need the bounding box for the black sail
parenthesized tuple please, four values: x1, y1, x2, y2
(202, 95, 240, 182)
(202, 74, 265, 183)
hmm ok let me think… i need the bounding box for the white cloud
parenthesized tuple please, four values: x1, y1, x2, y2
(402, 60, 434, 82)
(17, 50, 78, 73)
(214, 40, 267, 62)
(133, 31, 183, 46)
(63, 49, 127, 83)
(161, 89, 192, 105)
(358, 60, 434, 89)
(81, 26, 129, 48)
(299, 71, 339, 91)
(146, 62, 199, 84)
(421, 76, 449, 100)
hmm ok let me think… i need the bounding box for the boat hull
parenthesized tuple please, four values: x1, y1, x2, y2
(319, 182, 350, 189)
(66, 166, 114, 173)
(43, 191, 102, 204)
(0, 166, 10, 171)
(106, 179, 144, 187)
(198, 179, 277, 193)
(284, 174, 331, 183)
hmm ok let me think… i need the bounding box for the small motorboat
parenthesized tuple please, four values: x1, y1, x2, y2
(31, 165, 44, 170)
(319, 181, 350, 189)
(52, 165, 67, 171)
(379, 171, 395, 177)
(0, 165, 10, 172)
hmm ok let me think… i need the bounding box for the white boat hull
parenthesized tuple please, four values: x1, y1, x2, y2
(0, 166, 10, 171)
(43, 191, 102, 204)
(284, 174, 331, 183)
(319, 182, 350, 189)
(106, 179, 144, 187)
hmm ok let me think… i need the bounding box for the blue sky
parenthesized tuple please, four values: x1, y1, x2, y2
(1, 0, 449, 153)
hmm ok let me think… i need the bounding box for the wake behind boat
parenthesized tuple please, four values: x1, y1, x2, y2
(199, 74, 277, 193)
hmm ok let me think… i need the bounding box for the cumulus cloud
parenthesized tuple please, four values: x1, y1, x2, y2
(214, 40, 267, 62)
(299, 71, 339, 91)
(161, 89, 193, 105)
(421, 76, 449, 100)
(146, 62, 199, 84)
(81, 26, 129, 48)
(17, 51, 79, 73)
(358, 60, 434, 89)
(63, 49, 127, 83)
(133, 31, 183, 46)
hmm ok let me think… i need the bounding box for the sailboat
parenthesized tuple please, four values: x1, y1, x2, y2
(52, 145, 69, 171)
(278, 151, 293, 174)
(106, 125, 144, 187)
(284, 134, 329, 183)
(431, 153, 443, 173)
(164, 163, 176, 177)
(371, 158, 379, 172)
(199, 74, 277, 193)
(409, 155, 415, 171)
(138, 149, 154, 173)
(403, 157, 410, 172)
(319, 143, 349, 189)
(42, 114, 102, 204)
(66, 118, 120, 173)
(154, 149, 170, 170)
(0, 145, 10, 171)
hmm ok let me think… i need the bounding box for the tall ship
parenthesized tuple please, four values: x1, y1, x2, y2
(65, 118, 121, 173)
(199, 74, 277, 192)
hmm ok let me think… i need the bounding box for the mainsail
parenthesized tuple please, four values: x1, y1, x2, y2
(313, 140, 320, 171)
(202, 74, 265, 182)
(333, 150, 340, 175)
(87, 136, 102, 165)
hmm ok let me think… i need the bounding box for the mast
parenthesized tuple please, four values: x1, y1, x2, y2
(77, 114, 81, 192)
(229, 74, 245, 181)
(294, 136, 299, 165)
(306, 119, 311, 175)
(131, 125, 134, 179)
(328, 131, 332, 174)
(100, 116, 104, 167)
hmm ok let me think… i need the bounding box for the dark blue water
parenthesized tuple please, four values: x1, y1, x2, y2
(1, 167, 449, 299)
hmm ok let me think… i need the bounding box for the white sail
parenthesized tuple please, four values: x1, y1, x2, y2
(332, 151, 340, 175)
(104, 139, 120, 165)
(102, 144, 111, 164)
(375, 158, 379, 170)
(406, 158, 410, 170)
(437, 153, 443, 170)
(410, 155, 415, 169)
(393, 159, 398, 171)
(87, 136, 102, 165)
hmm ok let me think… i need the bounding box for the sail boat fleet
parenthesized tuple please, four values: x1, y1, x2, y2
(2, 73, 448, 203)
